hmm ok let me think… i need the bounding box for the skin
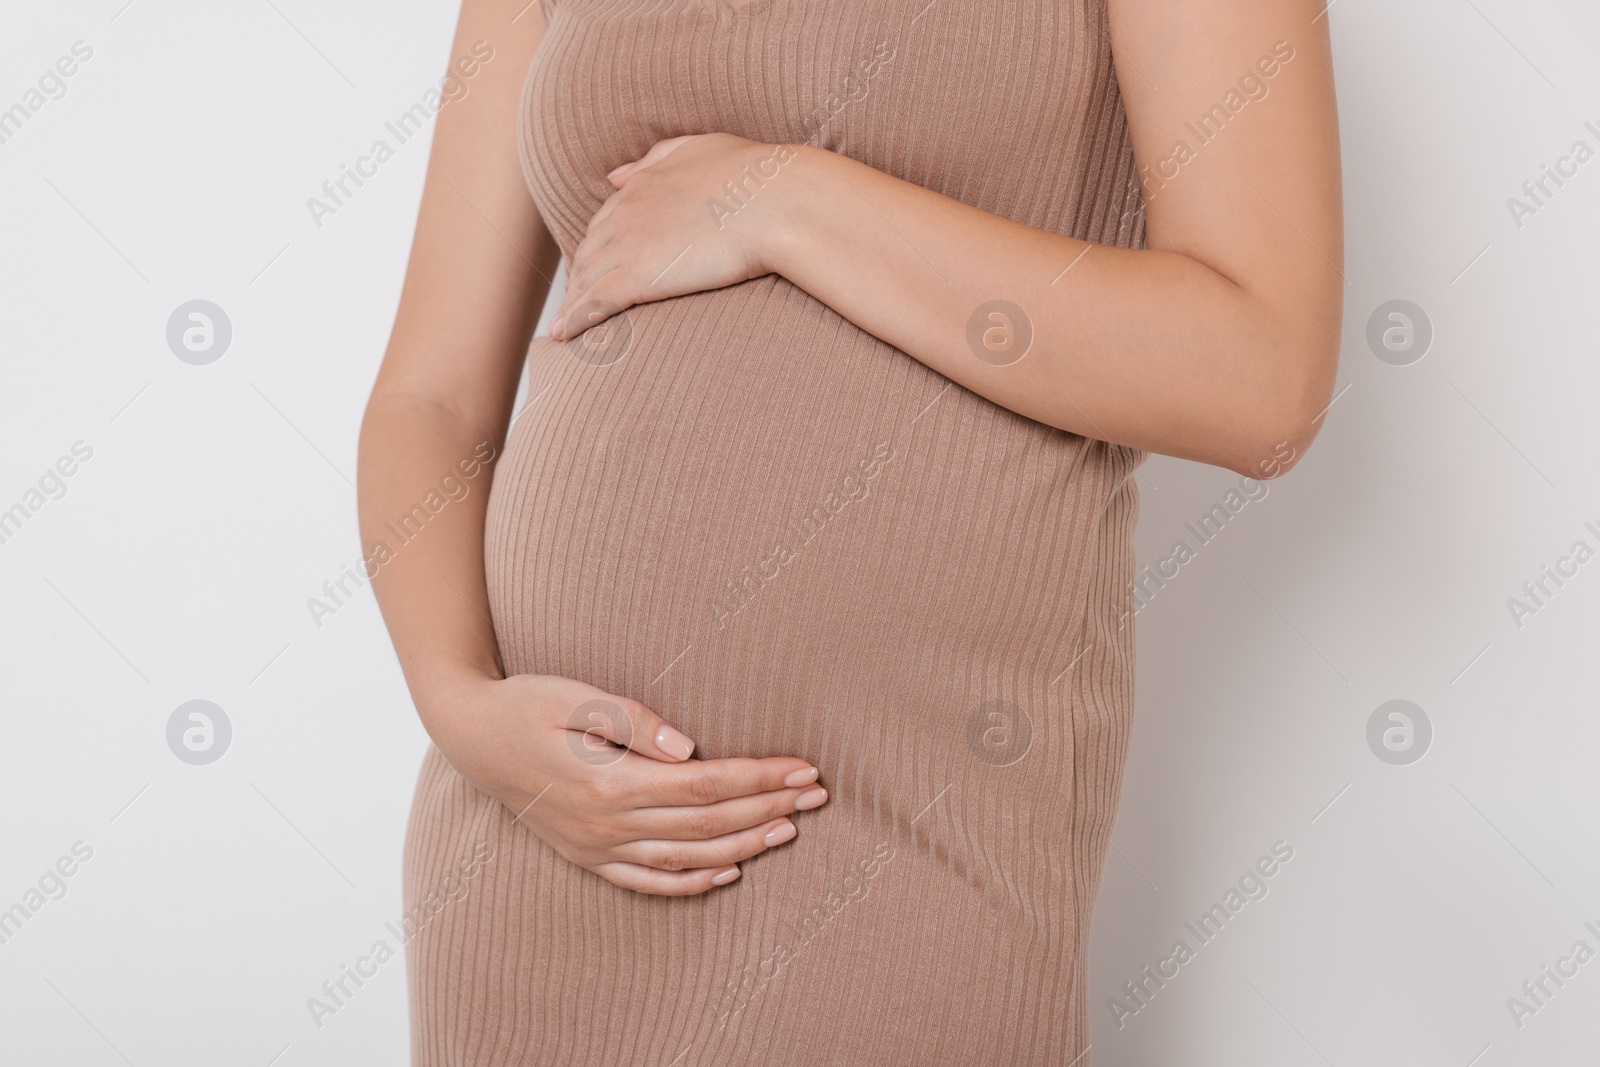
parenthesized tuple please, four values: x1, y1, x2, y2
(359, 0, 826, 897)
(554, 0, 1343, 477)
(361, 0, 1341, 896)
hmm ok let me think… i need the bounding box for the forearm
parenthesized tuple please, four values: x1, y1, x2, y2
(358, 192, 549, 719)
(767, 146, 1338, 475)
(356, 0, 559, 736)
(357, 396, 507, 720)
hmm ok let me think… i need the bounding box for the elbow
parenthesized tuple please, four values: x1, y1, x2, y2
(1221, 345, 1338, 481)
(1222, 430, 1307, 481)
(1226, 411, 1321, 480)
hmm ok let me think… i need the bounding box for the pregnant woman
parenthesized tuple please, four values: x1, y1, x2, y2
(358, 0, 1341, 1062)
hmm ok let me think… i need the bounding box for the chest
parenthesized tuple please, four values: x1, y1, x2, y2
(521, 0, 1115, 214)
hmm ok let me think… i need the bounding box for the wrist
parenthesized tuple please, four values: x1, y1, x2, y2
(756, 142, 829, 277)
(409, 659, 501, 728)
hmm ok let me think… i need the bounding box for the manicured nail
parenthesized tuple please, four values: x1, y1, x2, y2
(551, 318, 564, 340)
(655, 724, 695, 761)
(711, 866, 741, 885)
(764, 821, 797, 846)
(794, 787, 828, 811)
(783, 767, 818, 788)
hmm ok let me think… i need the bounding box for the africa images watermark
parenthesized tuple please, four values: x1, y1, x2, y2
(306, 441, 497, 629)
(0, 841, 95, 949)
(708, 439, 895, 630)
(1107, 839, 1296, 1029)
(706, 41, 894, 229)
(305, 40, 495, 230)
(0, 440, 94, 548)
(305, 839, 495, 1029)
(0, 40, 94, 147)
(1505, 919, 1600, 1031)
(712, 838, 897, 1031)
(1505, 118, 1600, 230)
(1504, 516, 1600, 631)
(1136, 40, 1297, 204)
(1118, 440, 1297, 625)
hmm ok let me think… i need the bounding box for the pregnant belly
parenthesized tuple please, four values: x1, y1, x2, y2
(482, 274, 1130, 764)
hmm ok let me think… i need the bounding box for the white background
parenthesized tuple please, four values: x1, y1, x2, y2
(1, 1, 1596, 1064)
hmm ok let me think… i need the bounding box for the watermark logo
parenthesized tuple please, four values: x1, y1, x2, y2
(166, 300, 232, 365)
(1366, 699, 1430, 765)
(1365, 299, 1431, 366)
(566, 700, 631, 766)
(967, 699, 1033, 766)
(166, 700, 231, 765)
(966, 300, 1033, 366)
(565, 300, 634, 366)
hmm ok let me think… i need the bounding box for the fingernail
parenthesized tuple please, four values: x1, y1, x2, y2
(764, 820, 797, 846)
(551, 319, 564, 340)
(712, 866, 741, 885)
(655, 724, 695, 761)
(794, 787, 828, 810)
(783, 767, 818, 788)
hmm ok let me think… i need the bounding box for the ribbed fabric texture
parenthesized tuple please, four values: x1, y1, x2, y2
(403, 0, 1146, 1063)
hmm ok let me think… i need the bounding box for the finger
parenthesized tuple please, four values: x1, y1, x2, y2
(627, 135, 697, 175)
(630, 754, 820, 807)
(552, 268, 627, 341)
(628, 783, 829, 842)
(555, 289, 619, 341)
(605, 134, 701, 189)
(564, 694, 699, 764)
(616, 818, 798, 872)
(558, 242, 622, 322)
(592, 860, 741, 896)
(586, 189, 626, 234)
(549, 238, 600, 335)
(563, 227, 608, 291)
(605, 161, 636, 187)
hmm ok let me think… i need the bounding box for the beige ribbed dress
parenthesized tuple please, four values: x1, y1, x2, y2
(403, 0, 1146, 1062)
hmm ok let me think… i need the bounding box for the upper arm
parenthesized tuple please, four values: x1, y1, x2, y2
(371, 0, 562, 435)
(1108, 0, 1344, 375)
